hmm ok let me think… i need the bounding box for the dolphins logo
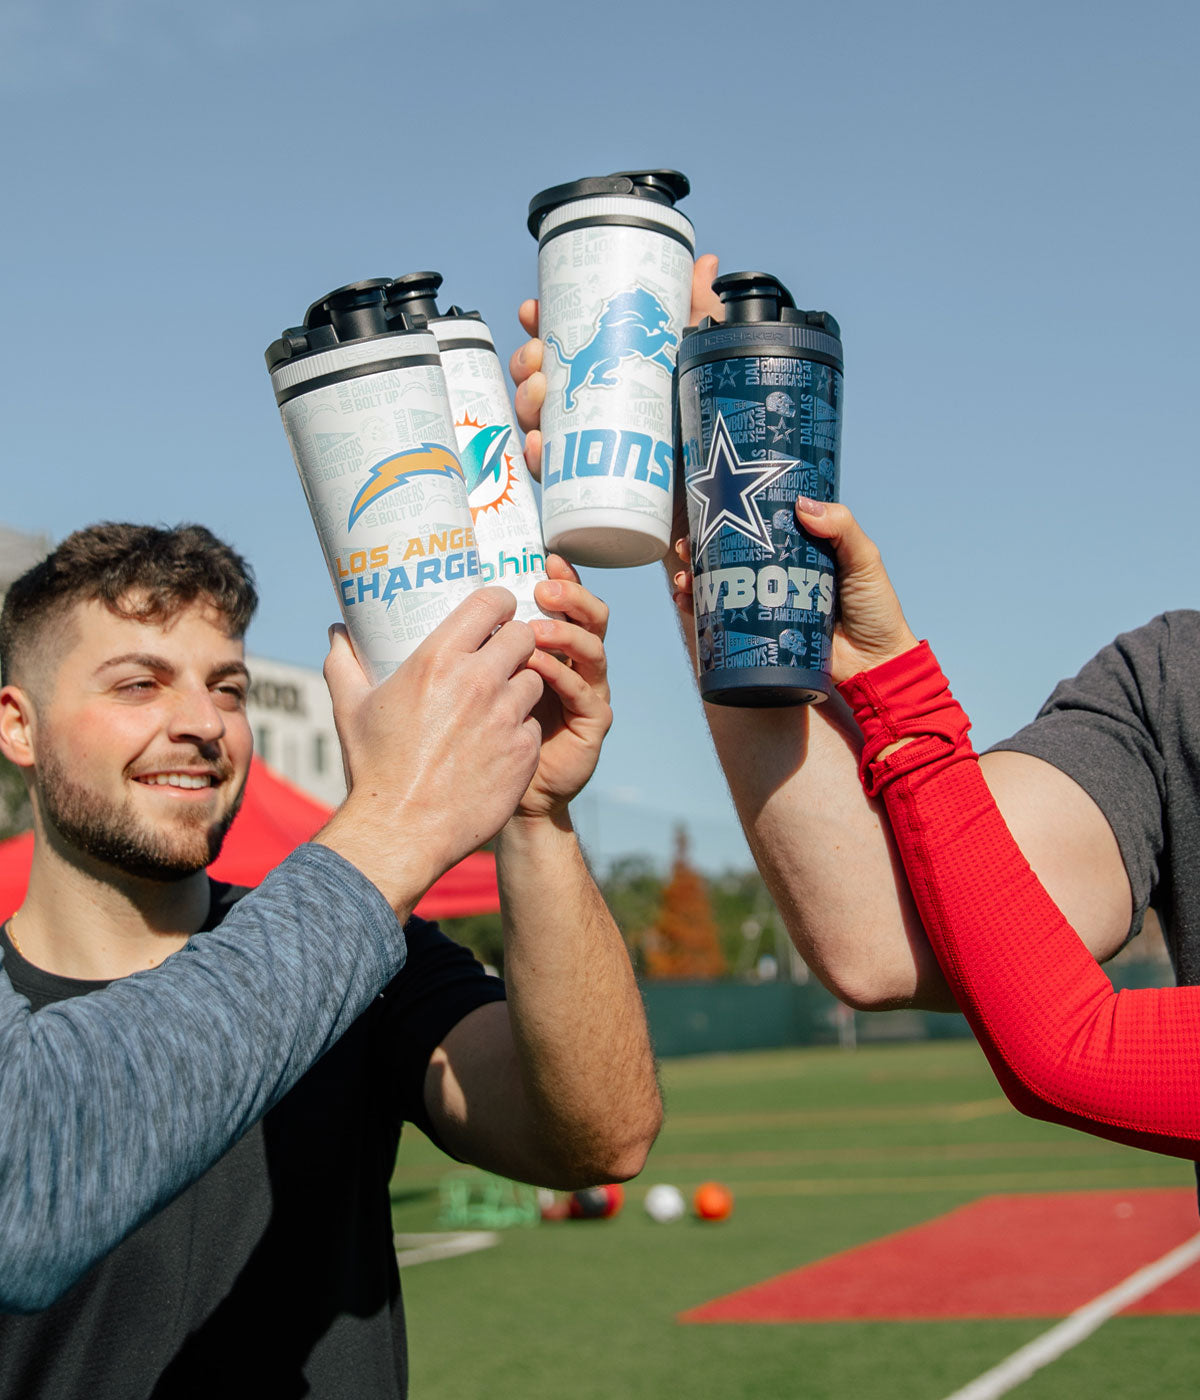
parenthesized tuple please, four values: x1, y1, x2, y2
(459, 424, 512, 495)
(347, 443, 464, 529)
(456, 417, 519, 520)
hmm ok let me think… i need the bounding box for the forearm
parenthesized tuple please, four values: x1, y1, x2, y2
(0, 843, 404, 1310)
(492, 811, 661, 1185)
(842, 645, 1200, 1159)
(674, 600, 954, 1009)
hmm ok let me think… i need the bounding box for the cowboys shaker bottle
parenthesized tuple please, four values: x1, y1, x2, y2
(676, 271, 843, 705)
(527, 169, 695, 568)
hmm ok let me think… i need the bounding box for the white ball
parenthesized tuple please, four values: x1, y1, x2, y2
(643, 1183, 686, 1223)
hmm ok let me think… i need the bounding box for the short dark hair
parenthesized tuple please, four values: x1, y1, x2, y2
(0, 523, 258, 687)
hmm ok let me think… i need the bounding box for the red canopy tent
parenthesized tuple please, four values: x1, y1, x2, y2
(0, 757, 499, 920)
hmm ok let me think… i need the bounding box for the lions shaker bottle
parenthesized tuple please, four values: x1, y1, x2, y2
(386, 272, 553, 623)
(266, 280, 482, 684)
(676, 272, 844, 706)
(527, 169, 695, 568)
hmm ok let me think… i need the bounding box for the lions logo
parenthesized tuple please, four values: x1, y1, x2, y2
(347, 443, 464, 529)
(545, 287, 677, 411)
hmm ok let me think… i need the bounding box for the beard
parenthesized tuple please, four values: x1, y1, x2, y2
(35, 750, 246, 882)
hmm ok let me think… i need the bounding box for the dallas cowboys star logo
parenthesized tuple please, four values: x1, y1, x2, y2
(686, 412, 800, 556)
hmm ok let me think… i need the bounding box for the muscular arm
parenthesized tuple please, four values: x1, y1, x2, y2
(424, 812, 661, 1188)
(838, 643, 1200, 1157)
(635, 255, 1134, 1011)
(0, 844, 403, 1311)
(423, 560, 660, 1185)
(703, 693, 1132, 1011)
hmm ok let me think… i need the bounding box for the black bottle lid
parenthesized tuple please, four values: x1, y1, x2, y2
(678, 271, 843, 376)
(698, 271, 841, 340)
(303, 279, 392, 340)
(385, 271, 444, 330)
(265, 278, 432, 370)
(713, 271, 795, 324)
(527, 168, 690, 237)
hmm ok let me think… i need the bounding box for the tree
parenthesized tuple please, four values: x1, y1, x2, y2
(642, 826, 726, 980)
(600, 853, 663, 973)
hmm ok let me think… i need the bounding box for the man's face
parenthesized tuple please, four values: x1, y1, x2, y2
(28, 598, 253, 881)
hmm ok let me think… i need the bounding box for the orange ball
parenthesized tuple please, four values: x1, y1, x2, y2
(693, 1181, 734, 1221)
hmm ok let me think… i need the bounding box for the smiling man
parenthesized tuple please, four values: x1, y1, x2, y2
(6, 578, 256, 978)
(0, 524, 563, 1315)
(0, 522, 659, 1397)
(29, 608, 250, 881)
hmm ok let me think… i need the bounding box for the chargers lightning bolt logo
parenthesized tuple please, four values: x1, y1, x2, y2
(686, 413, 800, 555)
(545, 287, 677, 410)
(347, 444, 465, 529)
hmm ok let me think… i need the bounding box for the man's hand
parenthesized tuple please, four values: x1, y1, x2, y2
(793, 499, 919, 681)
(515, 556, 612, 822)
(314, 588, 544, 912)
(510, 254, 723, 484)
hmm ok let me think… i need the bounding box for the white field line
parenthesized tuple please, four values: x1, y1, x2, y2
(393, 1231, 499, 1269)
(940, 1230, 1200, 1400)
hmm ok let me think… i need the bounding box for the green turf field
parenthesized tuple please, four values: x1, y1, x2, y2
(390, 1040, 1196, 1398)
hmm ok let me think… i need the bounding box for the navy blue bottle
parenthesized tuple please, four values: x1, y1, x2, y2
(676, 272, 843, 706)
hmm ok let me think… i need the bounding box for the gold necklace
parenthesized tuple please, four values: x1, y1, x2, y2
(6, 910, 24, 958)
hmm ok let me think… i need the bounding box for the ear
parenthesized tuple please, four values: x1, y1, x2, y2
(0, 685, 37, 769)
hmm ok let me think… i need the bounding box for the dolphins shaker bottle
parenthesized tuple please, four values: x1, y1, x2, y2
(386, 272, 553, 623)
(676, 272, 844, 705)
(265, 280, 482, 685)
(527, 169, 695, 568)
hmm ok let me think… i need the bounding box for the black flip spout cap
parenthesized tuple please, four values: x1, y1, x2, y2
(706, 270, 842, 339)
(713, 271, 796, 324)
(527, 168, 690, 237)
(386, 271, 444, 330)
(304, 279, 392, 342)
(610, 169, 690, 205)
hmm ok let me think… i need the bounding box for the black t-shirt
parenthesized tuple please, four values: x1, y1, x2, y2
(0, 882, 506, 1400)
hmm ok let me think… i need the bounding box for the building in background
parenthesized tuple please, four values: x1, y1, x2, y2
(0, 527, 53, 832)
(243, 653, 344, 808)
(0, 525, 52, 601)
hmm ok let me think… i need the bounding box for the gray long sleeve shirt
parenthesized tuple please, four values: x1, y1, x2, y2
(0, 842, 404, 1311)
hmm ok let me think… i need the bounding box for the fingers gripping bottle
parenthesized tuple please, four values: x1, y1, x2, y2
(265, 279, 482, 684)
(527, 169, 695, 568)
(676, 272, 844, 706)
(385, 271, 554, 623)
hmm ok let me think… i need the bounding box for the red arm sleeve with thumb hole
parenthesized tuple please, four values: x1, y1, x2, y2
(838, 642, 1200, 1160)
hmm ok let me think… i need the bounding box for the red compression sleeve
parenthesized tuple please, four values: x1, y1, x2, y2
(839, 642, 1200, 1160)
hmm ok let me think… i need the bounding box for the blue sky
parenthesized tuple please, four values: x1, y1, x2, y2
(3, 0, 1197, 871)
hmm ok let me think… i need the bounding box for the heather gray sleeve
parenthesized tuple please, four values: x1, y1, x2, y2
(0, 842, 405, 1312)
(988, 614, 1169, 939)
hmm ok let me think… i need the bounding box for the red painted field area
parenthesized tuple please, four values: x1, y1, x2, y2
(682, 1188, 1200, 1323)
